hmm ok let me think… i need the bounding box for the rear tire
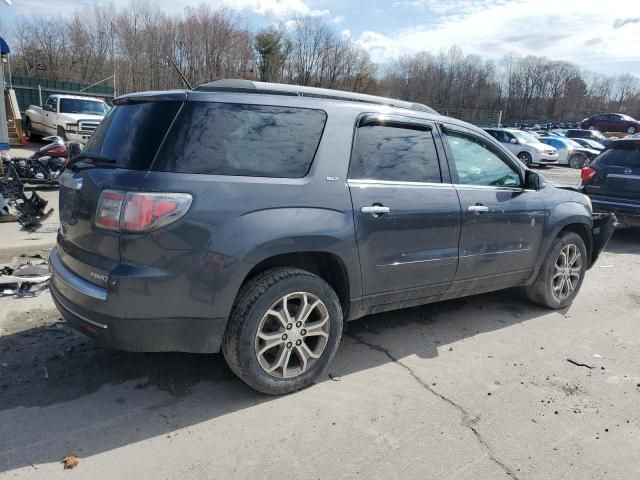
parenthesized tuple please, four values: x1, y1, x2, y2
(223, 267, 343, 395)
(525, 232, 587, 309)
(518, 152, 533, 167)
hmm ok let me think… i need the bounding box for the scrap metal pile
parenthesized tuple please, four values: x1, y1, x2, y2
(0, 253, 50, 298)
(0, 159, 53, 229)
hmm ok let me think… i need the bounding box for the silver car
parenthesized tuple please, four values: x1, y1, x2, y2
(485, 128, 559, 166)
(539, 137, 601, 169)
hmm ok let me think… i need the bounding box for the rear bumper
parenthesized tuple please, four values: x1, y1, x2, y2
(64, 131, 92, 145)
(590, 196, 640, 228)
(48, 247, 237, 353)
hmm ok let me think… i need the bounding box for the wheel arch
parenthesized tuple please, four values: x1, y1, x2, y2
(557, 223, 592, 263)
(238, 251, 352, 321)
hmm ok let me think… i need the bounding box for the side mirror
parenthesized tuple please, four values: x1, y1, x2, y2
(524, 170, 544, 190)
(510, 138, 517, 144)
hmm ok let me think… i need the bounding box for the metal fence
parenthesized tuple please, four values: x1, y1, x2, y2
(7, 75, 114, 114)
(434, 108, 502, 128)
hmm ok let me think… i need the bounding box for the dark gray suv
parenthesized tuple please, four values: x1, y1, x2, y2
(49, 80, 615, 394)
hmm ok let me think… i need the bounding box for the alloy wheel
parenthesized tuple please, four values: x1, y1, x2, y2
(255, 292, 330, 379)
(552, 244, 582, 302)
(518, 153, 532, 166)
(569, 155, 585, 169)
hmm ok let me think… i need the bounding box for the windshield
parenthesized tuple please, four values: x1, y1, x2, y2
(60, 98, 110, 115)
(565, 138, 582, 148)
(512, 130, 540, 144)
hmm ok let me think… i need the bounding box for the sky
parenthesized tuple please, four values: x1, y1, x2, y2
(1, 0, 639, 76)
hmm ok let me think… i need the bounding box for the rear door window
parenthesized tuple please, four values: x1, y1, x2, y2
(84, 102, 182, 170)
(155, 103, 327, 178)
(349, 124, 442, 183)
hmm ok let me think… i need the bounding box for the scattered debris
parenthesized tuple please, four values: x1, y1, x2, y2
(592, 354, 603, 359)
(328, 374, 342, 381)
(0, 260, 50, 298)
(62, 455, 80, 469)
(0, 162, 53, 230)
(567, 359, 594, 369)
(42, 366, 49, 379)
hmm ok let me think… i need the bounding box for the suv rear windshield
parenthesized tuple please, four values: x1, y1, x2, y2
(594, 142, 640, 168)
(154, 102, 327, 178)
(83, 102, 181, 170)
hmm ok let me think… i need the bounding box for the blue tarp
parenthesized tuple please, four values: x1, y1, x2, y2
(0, 37, 9, 55)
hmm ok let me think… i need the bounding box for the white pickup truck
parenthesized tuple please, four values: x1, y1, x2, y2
(25, 94, 110, 144)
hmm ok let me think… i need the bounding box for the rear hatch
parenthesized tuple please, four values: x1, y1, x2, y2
(584, 140, 640, 201)
(58, 98, 183, 287)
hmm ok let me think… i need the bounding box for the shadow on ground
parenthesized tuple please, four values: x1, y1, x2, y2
(0, 229, 636, 472)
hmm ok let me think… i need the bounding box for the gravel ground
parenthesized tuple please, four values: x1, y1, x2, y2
(534, 165, 581, 187)
(1, 228, 640, 479)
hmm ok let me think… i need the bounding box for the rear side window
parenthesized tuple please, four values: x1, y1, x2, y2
(349, 125, 442, 183)
(155, 103, 327, 178)
(84, 102, 181, 170)
(595, 143, 640, 168)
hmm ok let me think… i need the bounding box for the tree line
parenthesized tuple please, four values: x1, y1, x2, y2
(3, 1, 639, 122)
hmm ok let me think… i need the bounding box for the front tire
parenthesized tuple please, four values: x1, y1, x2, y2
(223, 267, 343, 395)
(518, 152, 533, 167)
(525, 232, 587, 309)
(628, 126, 637, 134)
(56, 126, 68, 141)
(25, 118, 36, 140)
(569, 154, 586, 169)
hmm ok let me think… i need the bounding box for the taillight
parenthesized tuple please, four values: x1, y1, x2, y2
(95, 191, 192, 233)
(96, 190, 125, 230)
(581, 167, 596, 182)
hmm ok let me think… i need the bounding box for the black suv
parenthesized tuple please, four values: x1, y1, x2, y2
(49, 80, 615, 394)
(582, 138, 640, 228)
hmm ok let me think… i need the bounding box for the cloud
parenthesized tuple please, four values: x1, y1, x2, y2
(219, 0, 327, 19)
(613, 17, 640, 29)
(331, 15, 345, 24)
(340, 29, 351, 40)
(355, 0, 640, 70)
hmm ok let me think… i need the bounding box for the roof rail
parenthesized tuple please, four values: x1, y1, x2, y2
(195, 79, 438, 115)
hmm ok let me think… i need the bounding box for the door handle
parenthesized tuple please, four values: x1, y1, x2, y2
(361, 205, 390, 216)
(468, 205, 489, 214)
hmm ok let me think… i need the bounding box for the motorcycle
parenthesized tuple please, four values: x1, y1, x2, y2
(1, 136, 83, 186)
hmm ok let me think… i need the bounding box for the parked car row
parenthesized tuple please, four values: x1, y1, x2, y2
(509, 113, 640, 136)
(484, 127, 601, 169)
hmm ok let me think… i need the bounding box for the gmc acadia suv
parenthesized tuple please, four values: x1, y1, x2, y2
(49, 80, 615, 394)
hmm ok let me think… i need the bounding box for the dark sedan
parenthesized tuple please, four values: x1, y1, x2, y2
(566, 129, 613, 146)
(582, 138, 640, 228)
(581, 114, 640, 135)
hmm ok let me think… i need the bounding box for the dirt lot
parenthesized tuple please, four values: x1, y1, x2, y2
(533, 164, 581, 186)
(2, 169, 639, 479)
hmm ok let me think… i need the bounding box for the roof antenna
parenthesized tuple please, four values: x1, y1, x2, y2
(168, 57, 192, 90)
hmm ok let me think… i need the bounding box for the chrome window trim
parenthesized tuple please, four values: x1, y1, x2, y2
(347, 178, 451, 187)
(347, 178, 538, 192)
